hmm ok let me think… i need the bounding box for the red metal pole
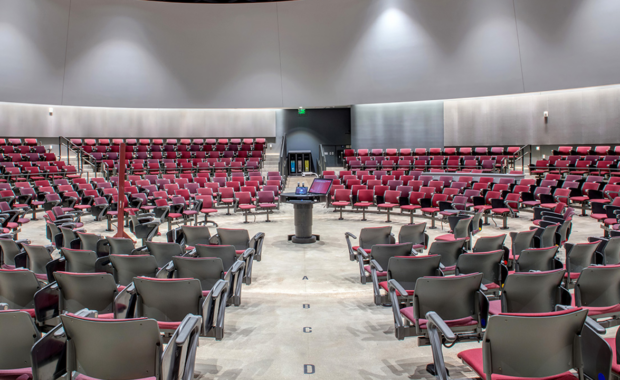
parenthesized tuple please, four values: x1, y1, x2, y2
(114, 142, 133, 240)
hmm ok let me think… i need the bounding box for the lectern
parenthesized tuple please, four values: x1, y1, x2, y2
(280, 178, 332, 244)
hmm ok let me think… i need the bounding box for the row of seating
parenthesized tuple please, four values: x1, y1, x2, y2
(100, 156, 264, 176)
(530, 155, 620, 177)
(346, 223, 620, 378)
(344, 155, 506, 172)
(70, 137, 267, 147)
(0, 138, 39, 146)
(0, 224, 266, 380)
(343, 147, 521, 157)
(0, 160, 77, 183)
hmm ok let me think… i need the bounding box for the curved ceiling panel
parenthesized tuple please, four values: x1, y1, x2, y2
(0, 0, 619, 108)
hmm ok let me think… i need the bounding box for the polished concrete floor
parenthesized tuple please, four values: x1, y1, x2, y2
(19, 198, 615, 379)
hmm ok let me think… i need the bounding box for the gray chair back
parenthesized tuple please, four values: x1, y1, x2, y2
(473, 234, 506, 253)
(388, 255, 441, 291)
(0, 310, 38, 371)
(182, 225, 212, 247)
(60, 313, 162, 380)
(61, 248, 98, 273)
(398, 223, 426, 245)
(0, 269, 40, 309)
(428, 239, 466, 268)
(500, 270, 565, 313)
(172, 256, 224, 291)
(59, 227, 78, 249)
(216, 228, 251, 250)
(565, 242, 599, 279)
(77, 232, 101, 252)
(195, 245, 237, 270)
(482, 309, 588, 378)
(23, 245, 52, 275)
(54, 272, 118, 314)
(370, 243, 413, 271)
(515, 246, 558, 272)
(106, 237, 135, 256)
(574, 264, 620, 308)
(414, 273, 483, 322)
(110, 255, 158, 286)
(456, 250, 504, 287)
(0, 239, 21, 266)
(134, 277, 202, 322)
(509, 229, 536, 259)
(145, 241, 183, 268)
(358, 226, 394, 249)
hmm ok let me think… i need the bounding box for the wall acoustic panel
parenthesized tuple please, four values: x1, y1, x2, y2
(0, 102, 276, 138)
(352, 101, 443, 149)
(277, 0, 524, 108)
(444, 85, 620, 146)
(515, 0, 620, 93)
(0, 0, 70, 105)
(62, 0, 282, 108)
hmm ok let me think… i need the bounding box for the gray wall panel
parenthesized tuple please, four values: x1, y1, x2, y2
(352, 101, 444, 149)
(62, 0, 282, 108)
(278, 0, 524, 108)
(444, 85, 620, 146)
(0, 102, 276, 138)
(515, 0, 620, 93)
(0, 0, 70, 105)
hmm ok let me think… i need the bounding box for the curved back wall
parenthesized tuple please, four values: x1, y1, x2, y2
(1, 0, 620, 109)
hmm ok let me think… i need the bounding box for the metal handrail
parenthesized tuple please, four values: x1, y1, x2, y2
(278, 134, 287, 177)
(318, 144, 326, 176)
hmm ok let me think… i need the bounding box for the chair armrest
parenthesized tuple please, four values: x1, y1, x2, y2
(345, 232, 358, 240)
(387, 279, 408, 298)
(369, 259, 383, 273)
(228, 260, 245, 275)
(425, 311, 456, 342)
(357, 247, 369, 260)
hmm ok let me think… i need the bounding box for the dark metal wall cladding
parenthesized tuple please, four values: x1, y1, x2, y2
(351, 102, 444, 150)
(146, 0, 291, 3)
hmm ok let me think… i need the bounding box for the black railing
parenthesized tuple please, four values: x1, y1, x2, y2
(278, 134, 287, 177)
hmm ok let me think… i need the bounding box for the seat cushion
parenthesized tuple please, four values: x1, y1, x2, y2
(457, 348, 578, 380)
(473, 205, 492, 211)
(421, 207, 439, 213)
(0, 368, 33, 380)
(352, 246, 371, 254)
(605, 338, 620, 374)
(436, 234, 469, 242)
(379, 281, 413, 296)
(521, 201, 540, 207)
(98, 313, 115, 319)
(400, 205, 421, 211)
(201, 208, 218, 214)
(590, 213, 607, 221)
(239, 205, 256, 210)
(492, 208, 511, 214)
(354, 202, 373, 207)
(332, 202, 350, 207)
(259, 203, 277, 208)
(377, 203, 396, 209)
(539, 203, 557, 209)
(582, 303, 620, 316)
(168, 213, 182, 218)
(157, 320, 182, 330)
(74, 374, 155, 380)
(400, 307, 477, 329)
(604, 218, 618, 226)
(74, 205, 91, 210)
(363, 265, 386, 277)
(183, 210, 198, 215)
(489, 299, 502, 315)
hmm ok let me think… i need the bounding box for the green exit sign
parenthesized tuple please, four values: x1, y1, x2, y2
(298, 108, 306, 115)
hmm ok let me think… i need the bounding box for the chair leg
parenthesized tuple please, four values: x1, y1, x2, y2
(338, 207, 344, 220)
(409, 212, 414, 224)
(244, 211, 249, 223)
(361, 208, 367, 221)
(106, 216, 113, 232)
(483, 212, 490, 226)
(226, 204, 231, 215)
(500, 214, 509, 230)
(386, 208, 391, 223)
(428, 214, 436, 229)
(266, 210, 271, 222)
